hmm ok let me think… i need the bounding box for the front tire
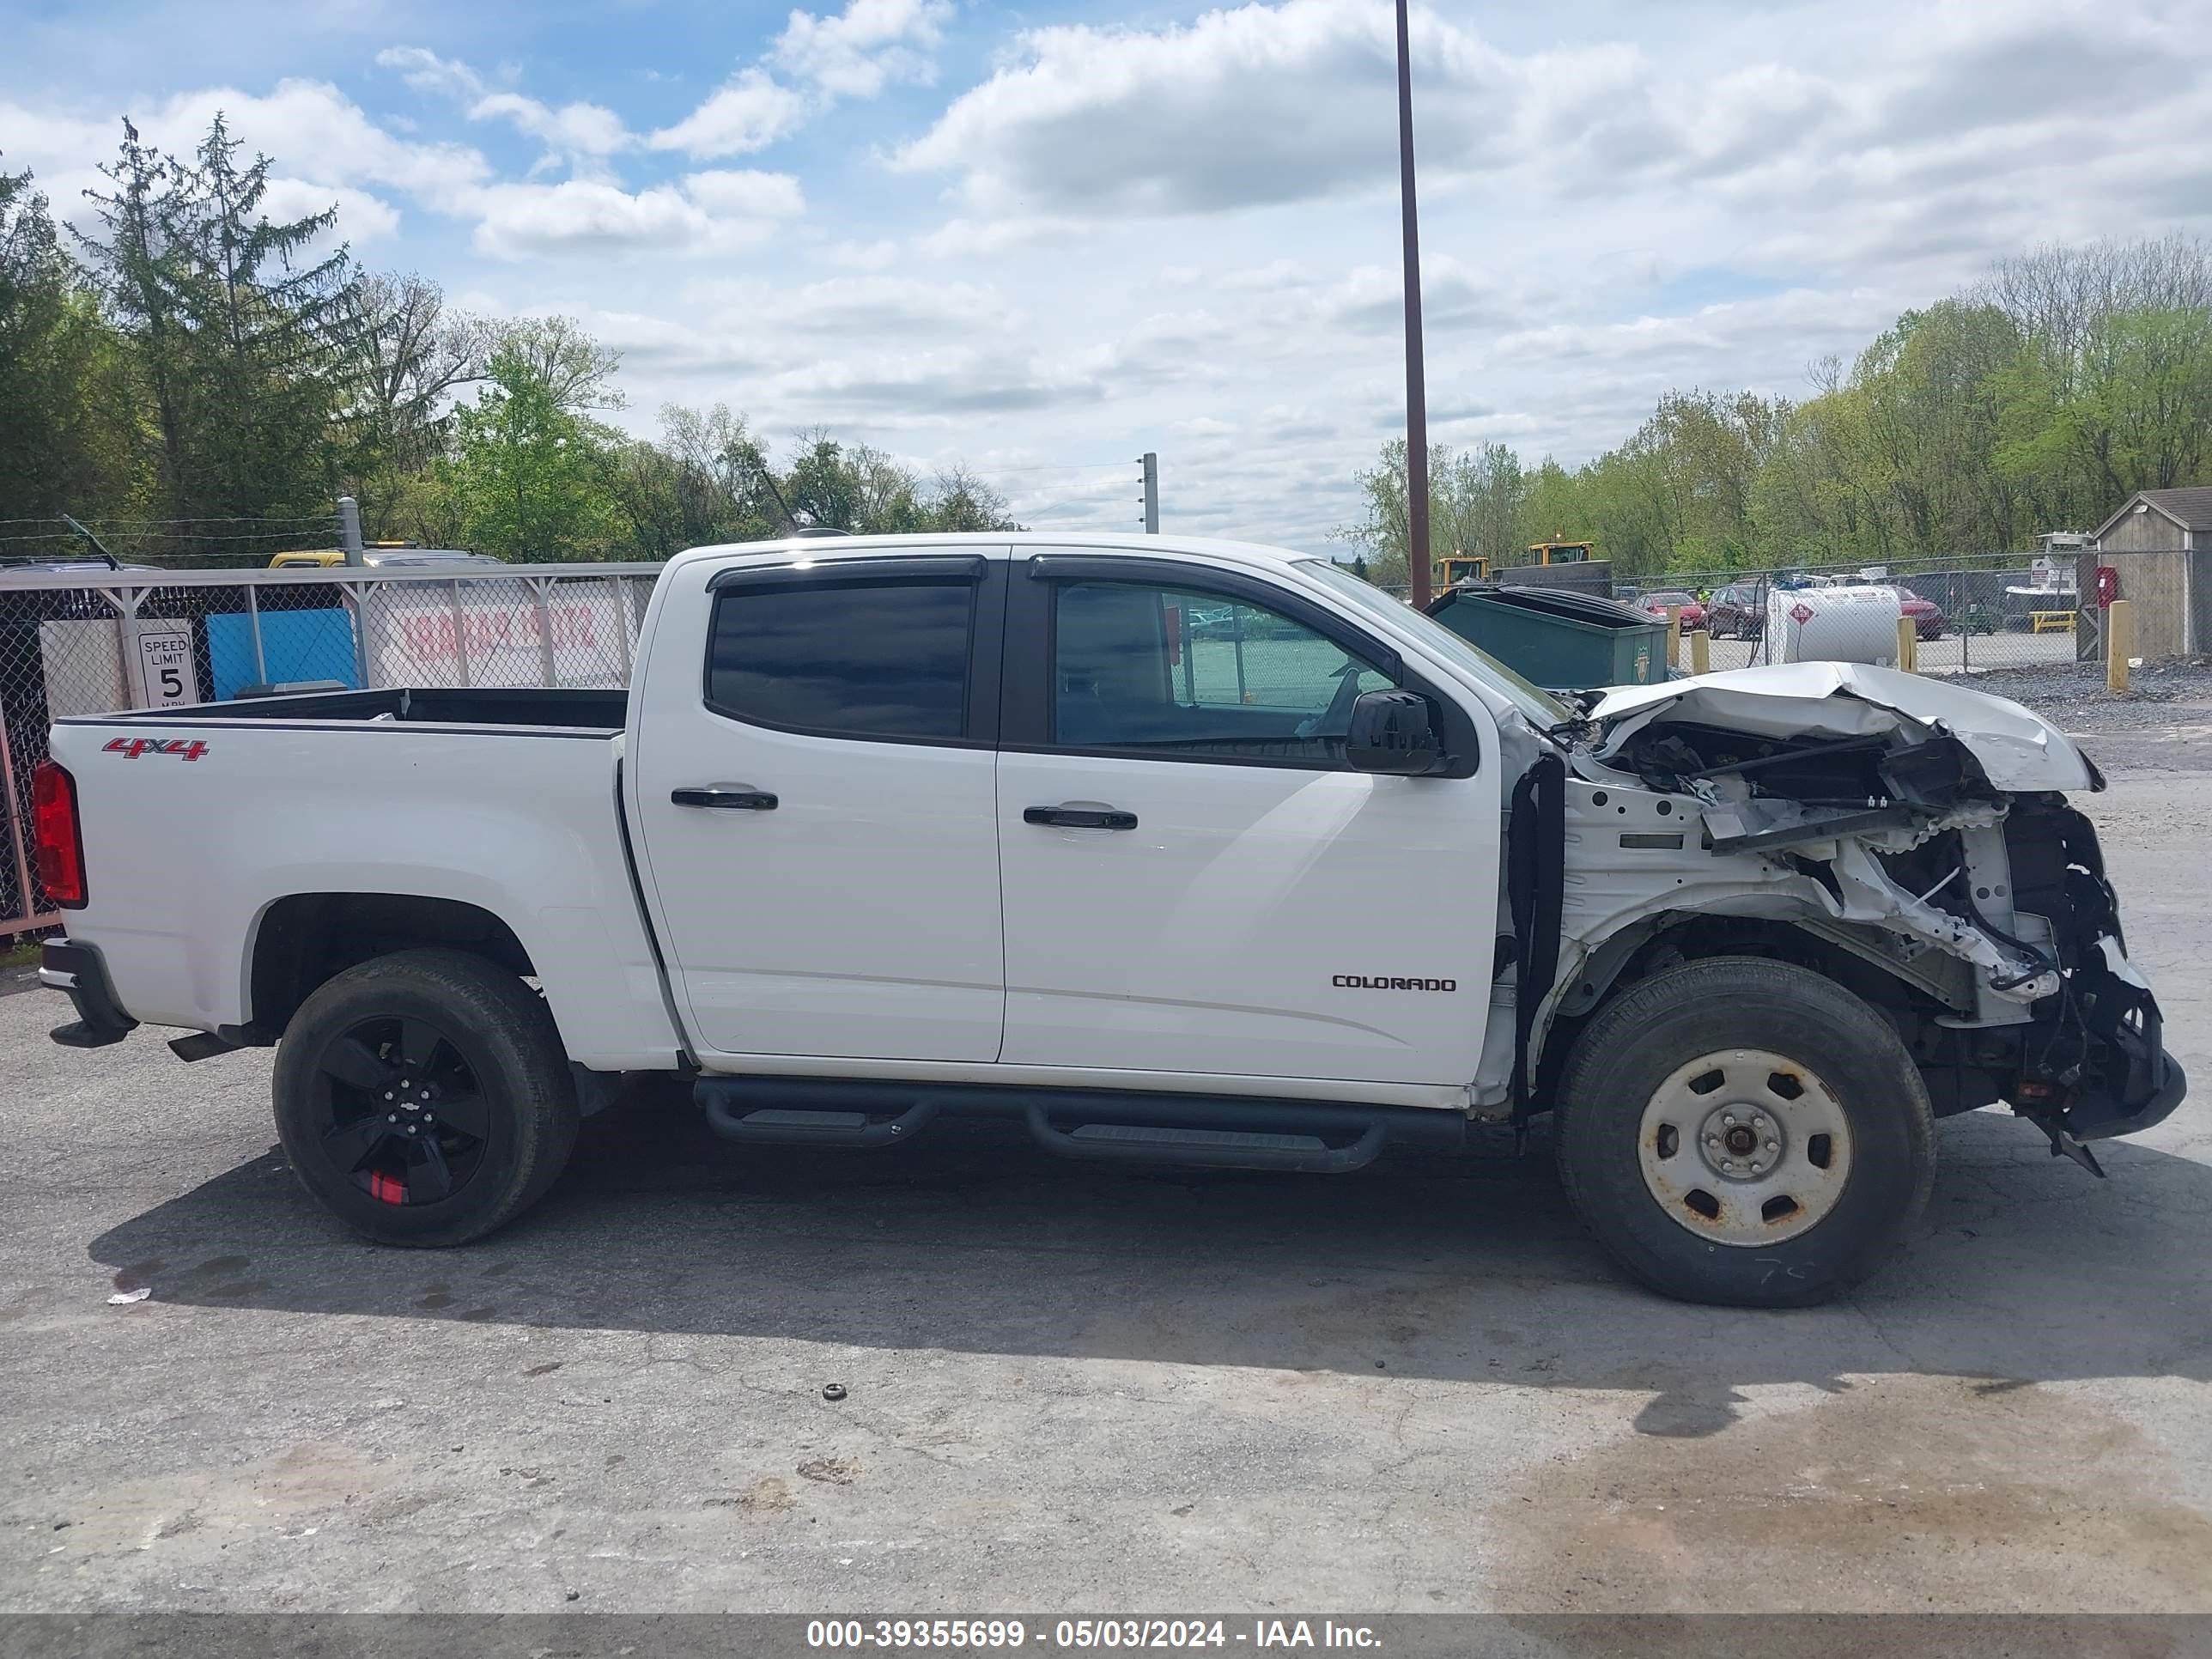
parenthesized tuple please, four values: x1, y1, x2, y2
(273, 948, 580, 1247)
(1552, 957, 1934, 1308)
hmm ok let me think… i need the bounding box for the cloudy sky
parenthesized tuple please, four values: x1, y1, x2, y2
(5, 0, 2209, 550)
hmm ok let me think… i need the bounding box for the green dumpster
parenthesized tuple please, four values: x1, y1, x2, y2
(1425, 585, 1669, 691)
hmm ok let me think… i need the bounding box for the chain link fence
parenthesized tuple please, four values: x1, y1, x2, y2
(1632, 552, 2151, 677)
(1413, 549, 2194, 678)
(0, 563, 660, 939)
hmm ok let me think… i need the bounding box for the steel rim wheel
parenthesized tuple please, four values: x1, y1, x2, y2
(1636, 1048, 1853, 1245)
(309, 1015, 491, 1206)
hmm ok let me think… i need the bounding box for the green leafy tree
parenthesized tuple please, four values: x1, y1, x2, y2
(446, 346, 625, 560)
(341, 271, 495, 532)
(497, 314, 623, 413)
(921, 463, 1018, 532)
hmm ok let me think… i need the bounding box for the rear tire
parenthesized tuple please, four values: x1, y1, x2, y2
(273, 948, 579, 1247)
(1552, 956, 1934, 1308)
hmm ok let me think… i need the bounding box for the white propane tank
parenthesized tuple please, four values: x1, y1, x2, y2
(1765, 584, 1905, 665)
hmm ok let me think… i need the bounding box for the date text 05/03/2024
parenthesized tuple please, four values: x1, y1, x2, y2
(805, 1620, 1382, 1650)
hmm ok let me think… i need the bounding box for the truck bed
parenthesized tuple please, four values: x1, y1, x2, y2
(87, 686, 629, 732)
(48, 684, 672, 1067)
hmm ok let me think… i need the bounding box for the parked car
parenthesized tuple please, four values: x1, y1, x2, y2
(1887, 585, 1949, 641)
(1637, 590, 1706, 632)
(36, 532, 2182, 1309)
(1705, 582, 1766, 640)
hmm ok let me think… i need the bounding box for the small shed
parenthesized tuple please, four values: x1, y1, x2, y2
(2088, 487, 2212, 659)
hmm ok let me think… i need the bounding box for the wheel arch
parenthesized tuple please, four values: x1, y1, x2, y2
(1534, 910, 1972, 1115)
(242, 892, 536, 1042)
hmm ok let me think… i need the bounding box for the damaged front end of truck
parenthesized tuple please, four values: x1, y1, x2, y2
(1547, 663, 2185, 1169)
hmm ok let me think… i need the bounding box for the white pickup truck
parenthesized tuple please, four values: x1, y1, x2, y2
(33, 533, 2183, 1306)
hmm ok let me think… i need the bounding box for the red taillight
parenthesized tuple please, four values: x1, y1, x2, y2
(31, 761, 86, 908)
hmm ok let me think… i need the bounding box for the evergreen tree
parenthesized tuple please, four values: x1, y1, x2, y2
(75, 114, 358, 530)
(72, 119, 196, 516)
(1, 160, 131, 521)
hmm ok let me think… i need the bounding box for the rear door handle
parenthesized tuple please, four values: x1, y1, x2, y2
(1024, 804, 1138, 830)
(672, 786, 779, 811)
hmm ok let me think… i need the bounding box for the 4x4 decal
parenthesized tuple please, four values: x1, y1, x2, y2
(103, 737, 209, 762)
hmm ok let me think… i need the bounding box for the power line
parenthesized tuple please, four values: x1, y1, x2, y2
(0, 532, 340, 546)
(0, 514, 338, 528)
(107, 528, 345, 541)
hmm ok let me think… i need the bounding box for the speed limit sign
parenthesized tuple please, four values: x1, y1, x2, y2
(133, 628, 195, 708)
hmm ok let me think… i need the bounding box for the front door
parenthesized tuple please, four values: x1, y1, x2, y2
(994, 557, 1499, 1086)
(629, 552, 1007, 1062)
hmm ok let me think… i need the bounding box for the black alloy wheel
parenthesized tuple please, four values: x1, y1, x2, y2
(311, 1013, 490, 1206)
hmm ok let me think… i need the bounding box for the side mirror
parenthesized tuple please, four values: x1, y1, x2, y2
(1345, 689, 1448, 775)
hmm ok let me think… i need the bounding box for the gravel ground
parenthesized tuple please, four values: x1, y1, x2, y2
(1969, 658, 2212, 726)
(1966, 659, 2212, 775)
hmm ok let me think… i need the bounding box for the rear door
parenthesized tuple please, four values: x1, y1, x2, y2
(993, 554, 1500, 1087)
(629, 550, 1008, 1062)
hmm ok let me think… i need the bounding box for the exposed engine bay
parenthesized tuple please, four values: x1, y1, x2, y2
(1534, 664, 2184, 1165)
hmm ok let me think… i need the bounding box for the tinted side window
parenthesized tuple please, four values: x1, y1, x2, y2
(1051, 580, 1391, 764)
(708, 577, 973, 740)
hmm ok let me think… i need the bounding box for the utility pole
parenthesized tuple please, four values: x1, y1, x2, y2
(1395, 0, 1431, 609)
(1139, 452, 1160, 533)
(337, 495, 365, 566)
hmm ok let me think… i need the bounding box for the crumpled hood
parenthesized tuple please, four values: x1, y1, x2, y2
(1586, 662, 2096, 793)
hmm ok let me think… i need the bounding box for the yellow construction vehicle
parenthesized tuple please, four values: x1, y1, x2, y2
(1528, 539, 1595, 565)
(269, 542, 418, 568)
(1434, 552, 1489, 588)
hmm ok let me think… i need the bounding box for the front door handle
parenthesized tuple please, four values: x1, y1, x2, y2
(1024, 804, 1138, 830)
(672, 786, 779, 811)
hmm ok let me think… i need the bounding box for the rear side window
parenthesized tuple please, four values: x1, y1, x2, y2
(707, 577, 974, 741)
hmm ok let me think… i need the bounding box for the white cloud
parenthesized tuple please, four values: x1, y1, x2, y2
(470, 170, 806, 258)
(472, 181, 707, 258)
(682, 167, 805, 219)
(893, 0, 1513, 216)
(771, 0, 951, 99)
(892, 0, 2209, 254)
(158, 78, 491, 201)
(470, 93, 633, 161)
(648, 69, 807, 159)
(652, 0, 952, 161)
(379, 47, 636, 177)
(825, 238, 902, 270)
(374, 46, 483, 101)
(260, 178, 401, 241)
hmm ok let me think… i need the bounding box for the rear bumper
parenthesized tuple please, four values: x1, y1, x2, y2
(40, 938, 138, 1048)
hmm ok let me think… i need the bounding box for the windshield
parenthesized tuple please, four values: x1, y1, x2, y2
(1295, 560, 1573, 726)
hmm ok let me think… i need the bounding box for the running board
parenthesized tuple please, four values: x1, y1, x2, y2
(1025, 1108, 1387, 1173)
(699, 1091, 939, 1146)
(693, 1075, 1459, 1171)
